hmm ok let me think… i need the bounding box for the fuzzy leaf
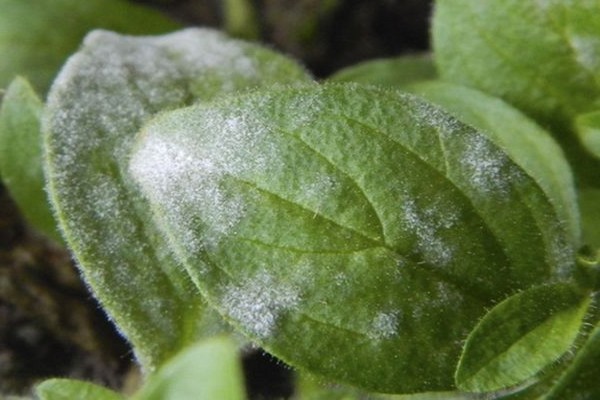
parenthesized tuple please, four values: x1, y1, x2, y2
(455, 283, 590, 392)
(328, 54, 436, 87)
(135, 337, 245, 400)
(130, 84, 574, 392)
(545, 322, 600, 399)
(0, 0, 180, 94)
(433, 0, 600, 130)
(0, 77, 61, 242)
(576, 110, 600, 159)
(44, 28, 312, 371)
(36, 379, 125, 400)
(408, 81, 580, 248)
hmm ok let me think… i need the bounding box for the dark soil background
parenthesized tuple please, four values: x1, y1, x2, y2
(0, 0, 432, 398)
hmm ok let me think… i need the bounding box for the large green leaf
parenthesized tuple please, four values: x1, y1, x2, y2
(135, 336, 245, 400)
(407, 81, 580, 249)
(130, 84, 574, 392)
(433, 0, 600, 130)
(0, 0, 180, 94)
(328, 55, 436, 87)
(44, 28, 312, 371)
(455, 282, 591, 392)
(36, 379, 125, 400)
(0, 77, 61, 242)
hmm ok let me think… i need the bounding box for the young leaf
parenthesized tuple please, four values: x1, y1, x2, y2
(135, 337, 245, 400)
(0, 0, 180, 94)
(455, 283, 591, 392)
(433, 0, 600, 129)
(576, 110, 600, 159)
(407, 81, 580, 248)
(44, 28, 312, 371)
(0, 77, 61, 242)
(545, 322, 600, 399)
(130, 84, 575, 392)
(328, 54, 436, 87)
(36, 379, 125, 400)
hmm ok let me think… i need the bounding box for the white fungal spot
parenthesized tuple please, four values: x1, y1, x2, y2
(220, 271, 301, 339)
(129, 112, 269, 251)
(402, 197, 457, 267)
(368, 312, 400, 340)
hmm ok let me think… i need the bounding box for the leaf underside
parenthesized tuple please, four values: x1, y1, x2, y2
(130, 83, 573, 392)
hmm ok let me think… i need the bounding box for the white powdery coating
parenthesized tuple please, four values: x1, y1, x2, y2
(402, 197, 457, 267)
(461, 133, 515, 197)
(220, 271, 301, 339)
(368, 312, 400, 340)
(130, 113, 268, 251)
(570, 35, 600, 74)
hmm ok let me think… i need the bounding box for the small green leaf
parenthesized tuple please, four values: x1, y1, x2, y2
(0, 0, 180, 94)
(0, 77, 61, 242)
(576, 110, 600, 159)
(130, 84, 574, 392)
(36, 379, 125, 400)
(455, 282, 591, 392)
(408, 81, 580, 249)
(579, 188, 600, 250)
(135, 337, 245, 400)
(44, 28, 311, 371)
(433, 0, 600, 129)
(328, 55, 436, 87)
(545, 321, 600, 399)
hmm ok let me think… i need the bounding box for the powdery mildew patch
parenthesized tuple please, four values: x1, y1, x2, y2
(220, 271, 302, 339)
(401, 196, 458, 267)
(130, 112, 270, 251)
(367, 312, 400, 340)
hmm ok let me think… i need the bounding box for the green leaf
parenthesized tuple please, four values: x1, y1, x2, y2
(328, 55, 436, 87)
(0, 77, 61, 242)
(130, 83, 575, 392)
(44, 28, 311, 371)
(576, 110, 600, 159)
(135, 337, 245, 400)
(545, 320, 600, 399)
(36, 379, 125, 400)
(407, 81, 580, 249)
(579, 188, 600, 250)
(433, 0, 600, 130)
(0, 0, 180, 94)
(455, 282, 591, 392)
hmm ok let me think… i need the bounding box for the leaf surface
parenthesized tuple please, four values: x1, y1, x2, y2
(36, 379, 125, 400)
(0, 77, 61, 242)
(579, 188, 600, 250)
(545, 320, 600, 399)
(433, 0, 600, 129)
(576, 110, 600, 160)
(455, 282, 590, 392)
(135, 337, 245, 400)
(0, 0, 180, 93)
(130, 84, 574, 392)
(408, 81, 580, 248)
(328, 55, 436, 87)
(44, 28, 312, 371)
